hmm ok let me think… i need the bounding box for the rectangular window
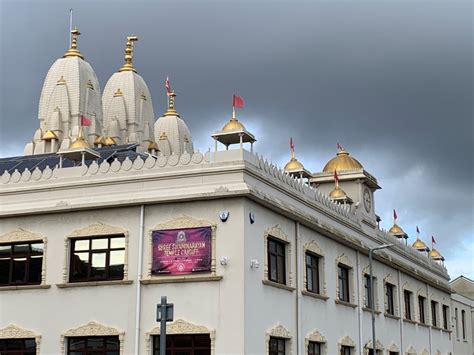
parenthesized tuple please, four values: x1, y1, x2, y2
(386, 283, 395, 315)
(338, 265, 350, 302)
(404, 290, 412, 320)
(0, 242, 43, 286)
(305, 252, 320, 294)
(69, 235, 125, 282)
(418, 295, 426, 324)
(443, 305, 449, 330)
(308, 341, 321, 355)
(455, 308, 459, 338)
(0, 338, 36, 355)
(461, 310, 466, 340)
(269, 337, 285, 355)
(431, 300, 438, 327)
(364, 274, 372, 308)
(67, 336, 119, 355)
(153, 334, 211, 355)
(340, 345, 351, 355)
(268, 238, 286, 285)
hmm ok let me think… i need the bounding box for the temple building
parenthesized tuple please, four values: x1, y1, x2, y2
(0, 28, 472, 355)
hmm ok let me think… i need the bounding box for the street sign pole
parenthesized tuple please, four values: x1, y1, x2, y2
(156, 296, 174, 355)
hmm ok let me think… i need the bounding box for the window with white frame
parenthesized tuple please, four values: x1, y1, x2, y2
(264, 225, 292, 288)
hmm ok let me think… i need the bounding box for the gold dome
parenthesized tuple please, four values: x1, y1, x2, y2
(389, 223, 406, 236)
(329, 186, 348, 199)
(284, 157, 304, 172)
(222, 117, 246, 132)
(412, 238, 428, 250)
(42, 130, 58, 141)
(428, 248, 443, 259)
(94, 136, 106, 146)
(69, 136, 90, 150)
(148, 141, 159, 151)
(323, 148, 363, 173)
(104, 137, 117, 146)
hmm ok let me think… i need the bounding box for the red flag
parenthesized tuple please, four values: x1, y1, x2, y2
(233, 94, 244, 109)
(432, 236, 436, 245)
(333, 170, 339, 183)
(337, 142, 343, 151)
(80, 115, 91, 126)
(165, 76, 171, 95)
(393, 209, 398, 221)
(416, 226, 420, 234)
(290, 137, 295, 152)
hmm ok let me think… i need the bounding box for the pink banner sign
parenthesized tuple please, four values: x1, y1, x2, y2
(152, 227, 211, 275)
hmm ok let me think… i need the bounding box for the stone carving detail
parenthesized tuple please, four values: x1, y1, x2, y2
(0, 228, 45, 243)
(266, 323, 293, 355)
(147, 319, 216, 355)
(365, 339, 384, 350)
(0, 324, 41, 355)
(305, 329, 327, 354)
(148, 215, 217, 278)
(386, 342, 399, 352)
(336, 253, 353, 268)
(68, 222, 127, 237)
(304, 240, 322, 256)
(420, 349, 429, 355)
(339, 335, 356, 347)
(406, 345, 417, 354)
(61, 321, 124, 355)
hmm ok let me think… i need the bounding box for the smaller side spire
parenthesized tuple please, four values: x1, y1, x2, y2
(63, 28, 84, 59)
(119, 35, 138, 73)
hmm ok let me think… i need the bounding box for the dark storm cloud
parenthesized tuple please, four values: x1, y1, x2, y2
(1, 0, 472, 276)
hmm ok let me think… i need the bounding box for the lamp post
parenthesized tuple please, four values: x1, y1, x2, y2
(369, 244, 393, 355)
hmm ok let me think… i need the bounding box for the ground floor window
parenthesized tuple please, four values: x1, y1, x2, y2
(153, 334, 211, 355)
(340, 345, 352, 355)
(308, 341, 321, 355)
(0, 338, 36, 355)
(67, 336, 119, 355)
(269, 337, 286, 355)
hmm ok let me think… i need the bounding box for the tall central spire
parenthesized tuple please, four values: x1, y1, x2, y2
(119, 35, 138, 73)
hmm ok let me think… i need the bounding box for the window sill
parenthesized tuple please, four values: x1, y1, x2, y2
(57, 280, 133, 288)
(262, 279, 295, 292)
(141, 275, 222, 284)
(301, 290, 329, 301)
(418, 322, 430, 328)
(403, 318, 417, 325)
(335, 299, 358, 308)
(384, 313, 400, 320)
(0, 284, 51, 291)
(432, 326, 444, 331)
(362, 307, 381, 315)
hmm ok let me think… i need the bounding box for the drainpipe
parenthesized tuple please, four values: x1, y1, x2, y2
(427, 283, 432, 354)
(397, 269, 404, 353)
(295, 221, 301, 355)
(134, 205, 145, 355)
(356, 250, 363, 354)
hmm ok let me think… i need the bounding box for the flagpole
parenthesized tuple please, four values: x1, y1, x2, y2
(69, 9, 73, 47)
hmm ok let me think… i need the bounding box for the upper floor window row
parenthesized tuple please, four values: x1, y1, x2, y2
(0, 242, 43, 286)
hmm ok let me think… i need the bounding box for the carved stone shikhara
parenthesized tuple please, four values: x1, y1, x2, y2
(62, 223, 129, 283)
(147, 215, 217, 280)
(0, 324, 41, 355)
(147, 319, 215, 355)
(60, 321, 124, 354)
(265, 323, 292, 355)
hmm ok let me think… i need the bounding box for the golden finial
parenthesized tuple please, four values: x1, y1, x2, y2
(164, 91, 180, 117)
(63, 28, 84, 59)
(119, 35, 138, 73)
(69, 126, 90, 150)
(114, 88, 123, 97)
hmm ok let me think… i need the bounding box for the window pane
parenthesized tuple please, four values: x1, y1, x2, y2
(87, 337, 104, 350)
(69, 338, 86, 350)
(91, 238, 108, 250)
(12, 258, 26, 283)
(91, 252, 107, 278)
(6, 339, 23, 350)
(72, 252, 89, 279)
(0, 245, 11, 257)
(0, 258, 10, 284)
(29, 255, 43, 283)
(109, 250, 124, 279)
(105, 337, 120, 350)
(13, 244, 29, 255)
(74, 240, 90, 251)
(110, 237, 125, 249)
(30, 243, 44, 254)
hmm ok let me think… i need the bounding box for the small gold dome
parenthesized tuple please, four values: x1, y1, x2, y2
(284, 157, 304, 172)
(42, 130, 58, 141)
(428, 248, 443, 259)
(329, 186, 348, 199)
(222, 117, 246, 132)
(148, 141, 159, 151)
(94, 136, 106, 146)
(389, 223, 406, 236)
(104, 137, 117, 146)
(323, 148, 363, 173)
(69, 136, 90, 150)
(412, 238, 428, 250)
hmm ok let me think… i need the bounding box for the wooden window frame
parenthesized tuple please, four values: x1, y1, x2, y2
(363, 274, 372, 309)
(404, 290, 413, 320)
(308, 341, 321, 355)
(267, 237, 287, 285)
(305, 252, 320, 294)
(431, 300, 438, 327)
(0, 241, 44, 286)
(418, 295, 426, 324)
(442, 305, 449, 330)
(269, 337, 286, 355)
(67, 336, 120, 355)
(385, 283, 395, 315)
(338, 265, 350, 302)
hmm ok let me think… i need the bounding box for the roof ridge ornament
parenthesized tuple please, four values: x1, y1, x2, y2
(63, 28, 84, 59)
(164, 91, 180, 117)
(119, 35, 138, 73)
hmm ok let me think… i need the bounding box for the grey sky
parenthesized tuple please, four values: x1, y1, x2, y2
(1, 0, 472, 278)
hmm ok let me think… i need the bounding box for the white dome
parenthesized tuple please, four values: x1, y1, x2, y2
(25, 33, 103, 155)
(154, 114, 194, 156)
(102, 70, 155, 149)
